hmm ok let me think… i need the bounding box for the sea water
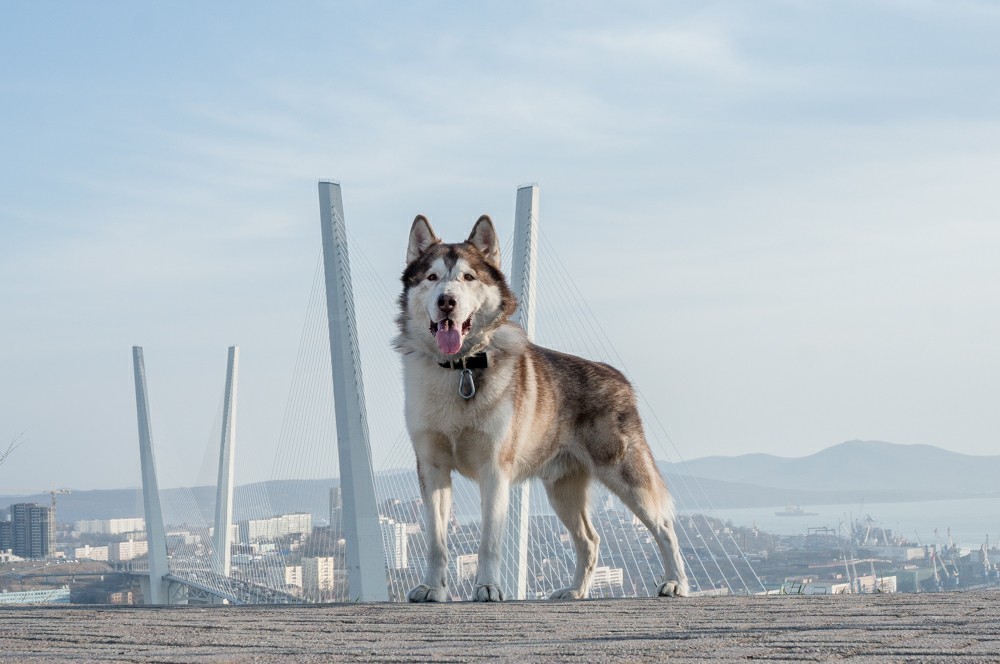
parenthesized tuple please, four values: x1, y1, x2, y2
(708, 496, 1000, 549)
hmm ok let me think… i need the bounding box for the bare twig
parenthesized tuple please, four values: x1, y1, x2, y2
(0, 430, 27, 467)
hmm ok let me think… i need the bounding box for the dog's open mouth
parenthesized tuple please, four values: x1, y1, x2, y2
(430, 317, 473, 355)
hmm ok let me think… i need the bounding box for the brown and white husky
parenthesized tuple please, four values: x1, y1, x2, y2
(395, 214, 688, 602)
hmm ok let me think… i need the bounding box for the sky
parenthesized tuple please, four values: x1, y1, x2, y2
(1, 1, 999, 491)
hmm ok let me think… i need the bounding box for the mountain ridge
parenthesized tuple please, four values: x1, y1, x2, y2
(671, 439, 1000, 495)
(2, 441, 994, 523)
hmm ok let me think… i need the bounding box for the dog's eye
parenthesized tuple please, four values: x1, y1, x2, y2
(463, 273, 475, 282)
(427, 274, 438, 282)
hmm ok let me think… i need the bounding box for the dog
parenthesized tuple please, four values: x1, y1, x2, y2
(394, 214, 689, 602)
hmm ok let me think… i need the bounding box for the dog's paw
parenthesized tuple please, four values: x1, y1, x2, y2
(548, 587, 585, 600)
(656, 580, 688, 598)
(471, 583, 505, 602)
(408, 584, 448, 602)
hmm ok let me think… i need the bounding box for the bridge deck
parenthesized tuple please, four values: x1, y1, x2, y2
(0, 591, 997, 662)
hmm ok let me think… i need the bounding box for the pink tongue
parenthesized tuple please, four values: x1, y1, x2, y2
(436, 327, 463, 355)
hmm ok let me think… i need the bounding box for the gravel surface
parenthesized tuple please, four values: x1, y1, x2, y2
(1, 591, 997, 662)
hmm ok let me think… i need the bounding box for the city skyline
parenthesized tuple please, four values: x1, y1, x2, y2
(8, 483, 998, 604)
(3, 2, 999, 491)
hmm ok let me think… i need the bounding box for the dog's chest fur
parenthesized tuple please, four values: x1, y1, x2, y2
(402, 352, 519, 480)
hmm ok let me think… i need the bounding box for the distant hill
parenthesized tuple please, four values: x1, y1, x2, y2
(3, 441, 993, 524)
(661, 470, 964, 511)
(670, 440, 1000, 497)
(0, 479, 342, 526)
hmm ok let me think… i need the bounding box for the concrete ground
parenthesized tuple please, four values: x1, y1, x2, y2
(0, 591, 997, 662)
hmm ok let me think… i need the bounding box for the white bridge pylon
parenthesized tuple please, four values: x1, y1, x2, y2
(132, 346, 242, 605)
(502, 184, 540, 600)
(318, 180, 389, 601)
(212, 345, 239, 579)
(132, 346, 172, 605)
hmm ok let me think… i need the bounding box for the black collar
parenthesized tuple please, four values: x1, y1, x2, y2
(438, 352, 488, 370)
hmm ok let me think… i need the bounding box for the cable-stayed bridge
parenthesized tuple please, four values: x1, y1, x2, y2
(128, 182, 765, 605)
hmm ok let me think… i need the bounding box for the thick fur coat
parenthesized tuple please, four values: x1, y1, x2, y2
(395, 215, 688, 602)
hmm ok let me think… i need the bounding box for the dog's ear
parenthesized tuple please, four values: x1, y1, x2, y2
(467, 215, 501, 268)
(407, 215, 439, 264)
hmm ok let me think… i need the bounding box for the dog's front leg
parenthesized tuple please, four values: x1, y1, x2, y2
(408, 459, 452, 602)
(473, 468, 510, 602)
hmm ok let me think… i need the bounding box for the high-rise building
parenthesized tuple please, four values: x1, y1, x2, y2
(302, 556, 336, 600)
(74, 544, 110, 561)
(591, 566, 625, 591)
(380, 517, 408, 570)
(109, 539, 149, 563)
(0, 520, 12, 553)
(112, 540, 134, 563)
(10, 503, 52, 559)
(74, 517, 145, 535)
(237, 513, 313, 543)
(453, 553, 478, 580)
(329, 487, 343, 538)
(284, 565, 303, 588)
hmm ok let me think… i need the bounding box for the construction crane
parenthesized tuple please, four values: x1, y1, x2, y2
(47, 489, 70, 521)
(4, 489, 71, 521)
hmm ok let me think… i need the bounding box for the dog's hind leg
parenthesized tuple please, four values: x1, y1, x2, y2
(598, 446, 689, 597)
(408, 459, 452, 602)
(472, 468, 510, 602)
(544, 469, 600, 600)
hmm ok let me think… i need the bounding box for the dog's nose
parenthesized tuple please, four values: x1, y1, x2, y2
(437, 293, 456, 314)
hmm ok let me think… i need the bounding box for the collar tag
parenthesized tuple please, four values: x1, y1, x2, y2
(458, 368, 476, 400)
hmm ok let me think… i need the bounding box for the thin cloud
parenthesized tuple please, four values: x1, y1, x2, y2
(569, 25, 748, 77)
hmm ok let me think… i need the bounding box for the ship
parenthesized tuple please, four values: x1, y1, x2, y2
(775, 506, 818, 517)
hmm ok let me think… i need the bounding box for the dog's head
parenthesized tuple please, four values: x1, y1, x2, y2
(396, 215, 517, 360)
